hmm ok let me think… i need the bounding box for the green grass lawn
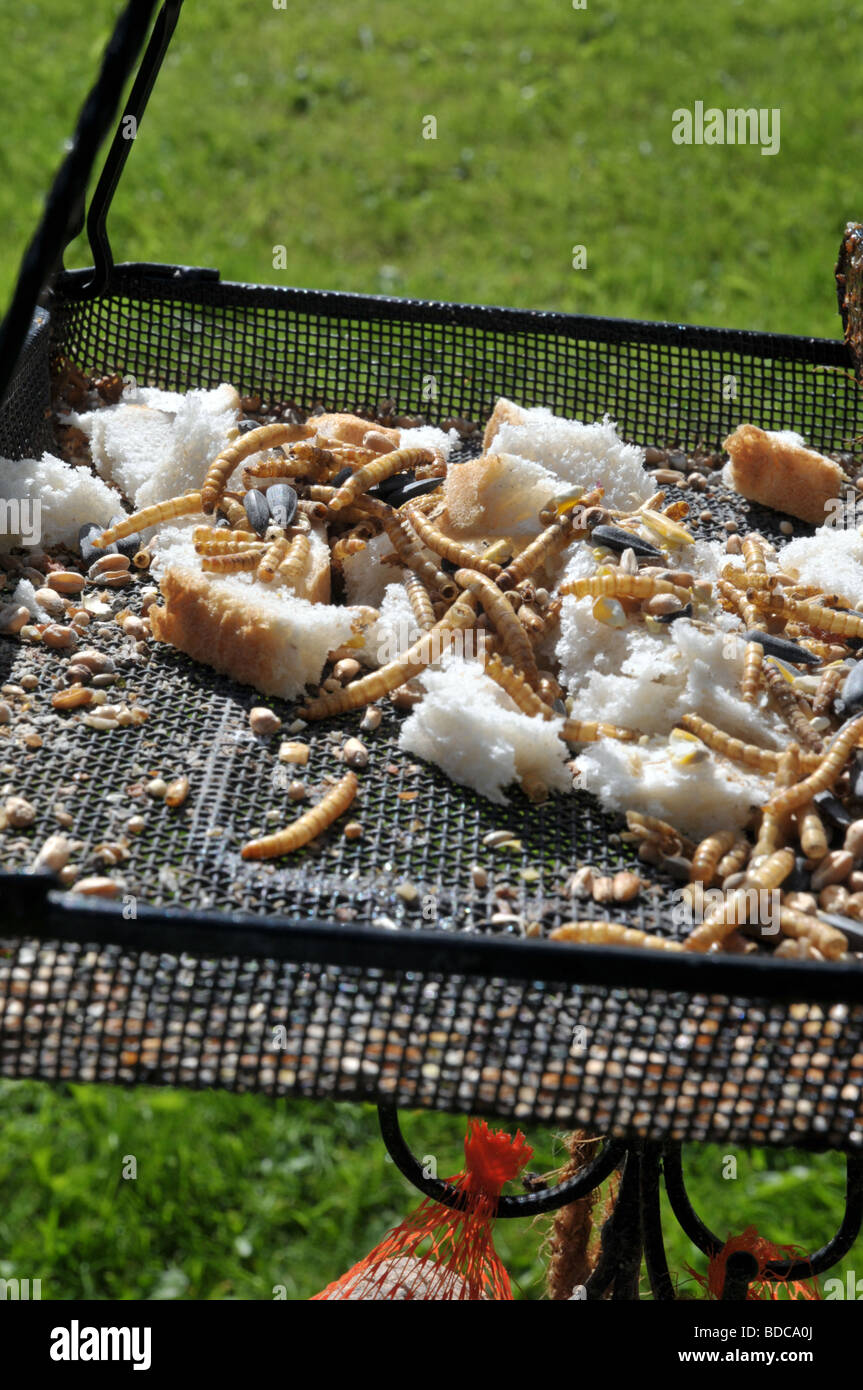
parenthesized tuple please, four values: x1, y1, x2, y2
(0, 1082, 856, 1300)
(1, 0, 863, 1301)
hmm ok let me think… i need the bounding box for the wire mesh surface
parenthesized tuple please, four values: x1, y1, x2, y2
(2, 266, 863, 1147)
(0, 307, 52, 461)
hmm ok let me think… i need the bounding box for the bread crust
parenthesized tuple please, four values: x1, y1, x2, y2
(482, 396, 527, 454)
(723, 424, 843, 525)
(149, 567, 300, 696)
(312, 413, 400, 452)
(149, 534, 331, 695)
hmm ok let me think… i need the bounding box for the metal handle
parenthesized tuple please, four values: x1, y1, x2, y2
(84, 0, 185, 295)
(0, 0, 168, 406)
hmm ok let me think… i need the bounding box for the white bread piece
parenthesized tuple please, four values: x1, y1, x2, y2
(0, 452, 124, 549)
(398, 423, 460, 458)
(356, 580, 420, 668)
(488, 405, 651, 509)
(781, 525, 863, 606)
(149, 525, 354, 701)
(573, 739, 769, 841)
(399, 656, 571, 805)
(556, 563, 785, 749)
(482, 396, 528, 452)
(342, 532, 401, 608)
(312, 413, 399, 450)
(722, 424, 843, 525)
(68, 382, 240, 511)
(444, 451, 563, 537)
(444, 399, 651, 538)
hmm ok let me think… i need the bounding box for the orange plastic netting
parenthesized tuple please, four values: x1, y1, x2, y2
(312, 1119, 532, 1300)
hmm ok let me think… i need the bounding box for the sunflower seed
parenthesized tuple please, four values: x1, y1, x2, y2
(267, 484, 298, 529)
(591, 525, 664, 560)
(243, 489, 271, 536)
(78, 521, 117, 563)
(742, 630, 821, 667)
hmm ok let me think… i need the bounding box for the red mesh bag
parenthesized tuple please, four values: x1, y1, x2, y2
(312, 1119, 532, 1300)
(688, 1227, 821, 1301)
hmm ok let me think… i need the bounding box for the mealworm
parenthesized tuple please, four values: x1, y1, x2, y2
(315, 440, 379, 467)
(201, 423, 315, 513)
(327, 448, 434, 512)
(559, 573, 692, 606)
(742, 535, 768, 579)
(549, 921, 683, 951)
(516, 602, 545, 638)
(683, 849, 795, 952)
(716, 836, 751, 881)
(357, 497, 457, 599)
(813, 665, 845, 715)
(761, 660, 824, 752)
(454, 569, 540, 688)
(798, 802, 829, 860)
(626, 810, 696, 857)
(295, 498, 330, 522)
(403, 503, 502, 580)
(527, 597, 563, 644)
(763, 714, 863, 819)
(538, 486, 605, 528)
(301, 594, 478, 719)
(96, 492, 202, 546)
(716, 579, 760, 628)
(331, 536, 367, 566)
(690, 829, 738, 887)
(791, 634, 848, 664)
(778, 905, 847, 960)
(200, 550, 263, 573)
(750, 588, 863, 640)
(286, 442, 342, 475)
(403, 571, 436, 631)
(275, 533, 310, 589)
(242, 458, 313, 487)
(676, 713, 819, 776)
(741, 641, 764, 704)
(484, 652, 556, 719)
(219, 495, 251, 530)
(721, 565, 773, 591)
(241, 770, 358, 860)
(194, 537, 267, 556)
(497, 517, 575, 591)
(257, 530, 290, 583)
(193, 525, 260, 547)
(560, 718, 641, 744)
(753, 745, 799, 859)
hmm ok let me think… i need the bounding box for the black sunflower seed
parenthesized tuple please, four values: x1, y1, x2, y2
(591, 525, 663, 560)
(782, 855, 813, 893)
(267, 484, 298, 529)
(78, 521, 117, 563)
(814, 911, 863, 951)
(742, 630, 821, 667)
(243, 489, 271, 536)
(331, 467, 353, 487)
(652, 602, 693, 625)
(813, 790, 851, 830)
(842, 661, 863, 712)
(384, 475, 442, 507)
(850, 749, 863, 801)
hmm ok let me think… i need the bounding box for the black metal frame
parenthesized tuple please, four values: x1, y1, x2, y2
(378, 1104, 863, 1299)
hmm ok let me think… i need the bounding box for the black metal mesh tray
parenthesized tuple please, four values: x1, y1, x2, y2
(1, 263, 863, 1151)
